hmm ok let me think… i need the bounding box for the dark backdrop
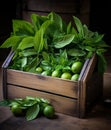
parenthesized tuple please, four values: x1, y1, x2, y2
(90, 0, 111, 45)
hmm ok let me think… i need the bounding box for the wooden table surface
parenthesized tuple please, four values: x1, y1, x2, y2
(0, 101, 111, 130)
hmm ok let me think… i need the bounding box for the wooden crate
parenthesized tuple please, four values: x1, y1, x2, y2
(2, 51, 103, 118)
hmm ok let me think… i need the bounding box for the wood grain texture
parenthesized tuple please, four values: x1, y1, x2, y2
(7, 84, 78, 116)
(78, 54, 103, 118)
(21, 0, 90, 25)
(7, 69, 78, 98)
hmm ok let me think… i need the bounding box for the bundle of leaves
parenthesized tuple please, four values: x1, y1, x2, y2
(0, 96, 55, 121)
(0, 12, 109, 75)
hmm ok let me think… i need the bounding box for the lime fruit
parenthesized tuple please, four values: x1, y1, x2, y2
(10, 103, 24, 116)
(36, 67, 43, 73)
(71, 74, 80, 81)
(71, 61, 83, 73)
(51, 70, 61, 77)
(43, 105, 55, 118)
(61, 72, 72, 80)
(41, 70, 50, 76)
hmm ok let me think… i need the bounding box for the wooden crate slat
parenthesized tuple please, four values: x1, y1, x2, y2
(7, 69, 78, 98)
(7, 84, 78, 117)
(78, 54, 98, 118)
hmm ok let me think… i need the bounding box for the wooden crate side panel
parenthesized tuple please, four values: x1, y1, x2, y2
(7, 69, 78, 98)
(7, 84, 78, 117)
(78, 54, 97, 118)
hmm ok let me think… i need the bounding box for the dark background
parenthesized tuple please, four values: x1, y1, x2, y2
(90, 0, 111, 44)
(0, 0, 111, 60)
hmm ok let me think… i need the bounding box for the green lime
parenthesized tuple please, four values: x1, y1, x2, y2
(43, 105, 55, 118)
(41, 70, 50, 76)
(71, 74, 80, 81)
(71, 61, 83, 73)
(61, 72, 72, 80)
(36, 67, 43, 73)
(51, 70, 61, 77)
(10, 103, 24, 116)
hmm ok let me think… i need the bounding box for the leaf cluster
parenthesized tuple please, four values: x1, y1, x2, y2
(0, 12, 110, 74)
(0, 96, 53, 121)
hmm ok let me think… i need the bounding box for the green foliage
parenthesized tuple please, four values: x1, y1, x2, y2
(0, 96, 53, 121)
(0, 11, 110, 74)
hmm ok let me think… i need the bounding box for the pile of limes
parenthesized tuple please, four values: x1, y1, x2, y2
(36, 61, 84, 81)
(0, 96, 55, 121)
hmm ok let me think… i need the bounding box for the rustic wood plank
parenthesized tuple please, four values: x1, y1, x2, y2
(78, 54, 98, 118)
(7, 84, 78, 117)
(7, 69, 78, 98)
(21, 0, 90, 25)
(25, 0, 79, 13)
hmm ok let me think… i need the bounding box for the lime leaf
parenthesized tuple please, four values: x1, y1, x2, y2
(68, 48, 86, 56)
(26, 104, 40, 121)
(54, 34, 74, 48)
(0, 100, 11, 106)
(18, 36, 34, 50)
(12, 19, 35, 36)
(96, 51, 107, 74)
(0, 36, 23, 50)
(73, 16, 84, 38)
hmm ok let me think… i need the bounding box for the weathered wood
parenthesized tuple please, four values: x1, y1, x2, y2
(21, 0, 90, 25)
(78, 54, 102, 118)
(7, 69, 78, 98)
(7, 84, 78, 116)
(26, 0, 78, 13)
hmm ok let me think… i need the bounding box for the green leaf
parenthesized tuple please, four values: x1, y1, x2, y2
(67, 22, 72, 34)
(19, 49, 37, 57)
(34, 20, 52, 52)
(67, 48, 86, 57)
(84, 46, 96, 52)
(0, 100, 11, 106)
(31, 13, 48, 31)
(54, 34, 74, 48)
(73, 16, 84, 38)
(12, 19, 35, 36)
(0, 36, 23, 50)
(21, 100, 37, 108)
(18, 37, 34, 50)
(26, 96, 36, 101)
(31, 14, 41, 31)
(40, 98, 50, 104)
(21, 57, 27, 68)
(42, 51, 50, 61)
(94, 34, 104, 43)
(86, 51, 93, 59)
(48, 12, 63, 31)
(26, 104, 40, 121)
(83, 24, 94, 39)
(96, 40, 110, 48)
(59, 49, 68, 65)
(25, 57, 39, 72)
(96, 51, 107, 74)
